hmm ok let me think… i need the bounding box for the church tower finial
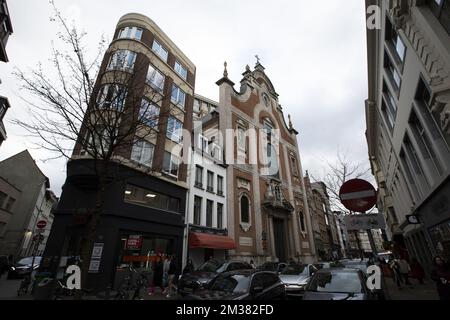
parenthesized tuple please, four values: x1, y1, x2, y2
(223, 61, 228, 78)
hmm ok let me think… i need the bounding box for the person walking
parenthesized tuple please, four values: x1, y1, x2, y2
(165, 255, 177, 298)
(398, 258, 412, 286)
(410, 258, 425, 285)
(389, 256, 403, 289)
(152, 256, 164, 294)
(430, 256, 450, 300)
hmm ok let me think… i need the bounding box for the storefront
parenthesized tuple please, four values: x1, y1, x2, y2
(41, 160, 187, 291)
(187, 228, 236, 269)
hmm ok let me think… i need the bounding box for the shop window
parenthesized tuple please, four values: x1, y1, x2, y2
(124, 184, 180, 213)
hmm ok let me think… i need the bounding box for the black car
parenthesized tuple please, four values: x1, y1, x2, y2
(184, 269, 286, 300)
(7, 256, 42, 279)
(257, 262, 287, 274)
(303, 268, 381, 300)
(178, 260, 253, 296)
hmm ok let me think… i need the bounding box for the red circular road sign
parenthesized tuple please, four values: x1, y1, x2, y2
(36, 220, 47, 229)
(339, 179, 377, 213)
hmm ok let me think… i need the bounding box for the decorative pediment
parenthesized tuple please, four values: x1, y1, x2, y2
(263, 180, 294, 213)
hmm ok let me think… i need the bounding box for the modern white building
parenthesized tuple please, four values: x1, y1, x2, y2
(184, 99, 233, 269)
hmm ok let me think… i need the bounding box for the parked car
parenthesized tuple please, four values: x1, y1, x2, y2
(303, 268, 380, 300)
(7, 257, 42, 279)
(314, 261, 345, 270)
(184, 269, 286, 300)
(342, 260, 368, 273)
(178, 260, 253, 296)
(278, 264, 318, 298)
(257, 262, 287, 274)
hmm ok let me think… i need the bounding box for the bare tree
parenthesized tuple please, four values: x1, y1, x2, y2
(313, 149, 372, 213)
(12, 1, 184, 292)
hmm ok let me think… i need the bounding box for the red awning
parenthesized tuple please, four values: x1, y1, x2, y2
(189, 232, 237, 250)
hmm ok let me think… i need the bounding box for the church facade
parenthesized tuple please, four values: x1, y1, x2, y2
(208, 61, 316, 265)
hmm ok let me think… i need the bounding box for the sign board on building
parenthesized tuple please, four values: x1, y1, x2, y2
(344, 214, 386, 231)
(239, 237, 253, 247)
(88, 260, 101, 273)
(91, 243, 104, 259)
(126, 235, 143, 250)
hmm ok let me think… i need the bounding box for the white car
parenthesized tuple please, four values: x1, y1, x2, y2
(278, 264, 318, 298)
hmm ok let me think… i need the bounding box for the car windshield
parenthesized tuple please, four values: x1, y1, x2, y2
(258, 263, 275, 271)
(281, 264, 307, 275)
(18, 257, 41, 266)
(198, 260, 223, 273)
(208, 274, 251, 295)
(344, 262, 367, 272)
(308, 271, 363, 294)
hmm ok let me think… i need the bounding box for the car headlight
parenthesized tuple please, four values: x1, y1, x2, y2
(11, 267, 15, 271)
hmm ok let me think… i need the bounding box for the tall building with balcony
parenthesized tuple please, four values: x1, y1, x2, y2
(365, 0, 450, 271)
(43, 13, 196, 289)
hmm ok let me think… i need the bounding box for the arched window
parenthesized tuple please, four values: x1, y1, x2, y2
(299, 211, 306, 232)
(240, 195, 250, 224)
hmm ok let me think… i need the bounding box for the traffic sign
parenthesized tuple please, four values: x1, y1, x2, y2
(339, 179, 377, 213)
(36, 220, 47, 229)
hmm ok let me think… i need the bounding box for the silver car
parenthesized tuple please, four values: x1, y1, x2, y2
(278, 264, 318, 298)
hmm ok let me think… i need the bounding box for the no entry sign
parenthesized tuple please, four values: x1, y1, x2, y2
(339, 179, 377, 213)
(36, 220, 47, 229)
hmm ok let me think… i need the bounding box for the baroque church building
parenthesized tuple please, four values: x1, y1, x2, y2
(207, 61, 316, 265)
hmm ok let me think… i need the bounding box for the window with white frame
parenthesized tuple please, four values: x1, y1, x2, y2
(193, 196, 202, 225)
(384, 51, 401, 91)
(167, 117, 183, 143)
(152, 39, 168, 62)
(86, 128, 117, 154)
(174, 60, 188, 80)
(139, 99, 160, 128)
(131, 140, 154, 167)
(237, 126, 246, 152)
(195, 166, 203, 188)
(171, 84, 186, 109)
(198, 135, 209, 152)
(162, 152, 179, 178)
(118, 26, 143, 40)
(217, 176, 224, 196)
(146, 64, 165, 92)
(96, 84, 127, 111)
(206, 200, 213, 228)
(217, 203, 224, 229)
(107, 50, 136, 72)
(385, 17, 406, 63)
(207, 171, 214, 193)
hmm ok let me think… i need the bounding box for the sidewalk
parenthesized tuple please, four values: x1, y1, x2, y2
(383, 275, 439, 300)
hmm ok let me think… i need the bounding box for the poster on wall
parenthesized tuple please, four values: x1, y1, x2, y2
(126, 235, 143, 250)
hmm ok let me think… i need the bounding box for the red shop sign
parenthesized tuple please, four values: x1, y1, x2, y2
(126, 235, 143, 250)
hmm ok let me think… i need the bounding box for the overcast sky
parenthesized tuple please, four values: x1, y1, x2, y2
(0, 0, 370, 197)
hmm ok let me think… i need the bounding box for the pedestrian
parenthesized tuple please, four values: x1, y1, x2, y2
(152, 256, 165, 294)
(410, 258, 425, 285)
(430, 256, 450, 300)
(183, 259, 195, 275)
(164, 255, 177, 298)
(389, 256, 403, 289)
(250, 260, 256, 269)
(398, 258, 412, 286)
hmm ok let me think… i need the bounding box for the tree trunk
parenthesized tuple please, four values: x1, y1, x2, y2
(76, 164, 108, 298)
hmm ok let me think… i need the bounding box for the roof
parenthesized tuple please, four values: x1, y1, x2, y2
(0, 150, 50, 188)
